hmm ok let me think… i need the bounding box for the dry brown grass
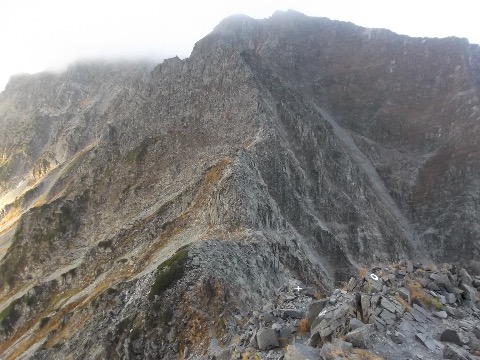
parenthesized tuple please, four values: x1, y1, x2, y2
(353, 349, 384, 359)
(392, 262, 402, 270)
(298, 318, 309, 334)
(357, 267, 369, 280)
(45, 311, 90, 348)
(1, 297, 86, 360)
(406, 278, 442, 310)
(394, 294, 411, 311)
(314, 291, 325, 300)
(0, 265, 138, 359)
(241, 352, 260, 360)
(0, 206, 22, 228)
(327, 348, 349, 358)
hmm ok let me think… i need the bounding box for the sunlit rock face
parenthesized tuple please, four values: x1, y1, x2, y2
(0, 10, 479, 359)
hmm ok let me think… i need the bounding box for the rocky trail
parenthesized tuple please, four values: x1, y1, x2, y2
(226, 261, 480, 360)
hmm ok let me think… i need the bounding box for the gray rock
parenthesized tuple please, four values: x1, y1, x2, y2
(272, 322, 282, 331)
(379, 309, 396, 324)
(381, 296, 404, 315)
(410, 307, 427, 323)
(397, 287, 411, 303)
(389, 330, 406, 344)
(426, 281, 442, 291)
(398, 320, 416, 338)
(437, 294, 447, 304)
(249, 317, 260, 327)
(430, 273, 457, 293)
(365, 273, 383, 293)
(346, 277, 358, 292)
(310, 316, 324, 332)
(443, 343, 471, 360)
(349, 318, 365, 331)
(459, 269, 473, 286)
(345, 324, 374, 348)
(360, 294, 371, 319)
(280, 309, 305, 320)
(441, 329, 464, 346)
(461, 284, 477, 301)
(415, 332, 437, 351)
(329, 318, 341, 332)
(473, 326, 480, 340)
(248, 331, 258, 348)
(306, 299, 328, 324)
(445, 292, 457, 304)
(413, 304, 431, 319)
(320, 326, 333, 338)
(261, 312, 276, 323)
(433, 310, 448, 319)
(445, 306, 466, 319)
(307, 332, 320, 348)
(279, 325, 293, 339)
(466, 332, 480, 351)
(373, 315, 387, 329)
(284, 343, 320, 360)
(256, 328, 279, 350)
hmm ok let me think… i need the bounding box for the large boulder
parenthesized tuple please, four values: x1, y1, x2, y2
(306, 299, 328, 324)
(440, 329, 465, 346)
(256, 328, 278, 351)
(364, 273, 383, 293)
(345, 324, 374, 348)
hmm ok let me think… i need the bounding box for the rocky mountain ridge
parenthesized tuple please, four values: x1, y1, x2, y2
(0, 10, 479, 359)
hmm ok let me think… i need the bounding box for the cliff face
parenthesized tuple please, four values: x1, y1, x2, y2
(0, 10, 479, 359)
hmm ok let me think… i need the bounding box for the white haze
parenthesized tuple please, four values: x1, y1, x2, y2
(0, 0, 479, 91)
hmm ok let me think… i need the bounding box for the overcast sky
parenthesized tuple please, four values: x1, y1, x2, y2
(0, 0, 479, 91)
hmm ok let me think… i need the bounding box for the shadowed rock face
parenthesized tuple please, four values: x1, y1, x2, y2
(204, 10, 480, 264)
(0, 10, 479, 359)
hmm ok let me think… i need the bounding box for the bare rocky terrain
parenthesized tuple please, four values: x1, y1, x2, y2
(0, 10, 479, 359)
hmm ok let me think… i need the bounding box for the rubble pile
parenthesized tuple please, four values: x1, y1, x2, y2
(230, 261, 480, 360)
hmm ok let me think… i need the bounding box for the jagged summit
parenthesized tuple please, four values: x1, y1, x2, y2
(0, 11, 479, 359)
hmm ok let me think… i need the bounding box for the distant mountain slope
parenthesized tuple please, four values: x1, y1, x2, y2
(0, 10, 478, 359)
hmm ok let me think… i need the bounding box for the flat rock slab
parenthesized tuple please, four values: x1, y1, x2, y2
(410, 307, 427, 323)
(413, 304, 432, 319)
(416, 332, 437, 351)
(381, 297, 403, 314)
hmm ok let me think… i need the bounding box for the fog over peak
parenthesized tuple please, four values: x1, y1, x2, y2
(1, 0, 479, 91)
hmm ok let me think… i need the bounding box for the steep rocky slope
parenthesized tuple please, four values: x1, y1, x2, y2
(0, 10, 479, 359)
